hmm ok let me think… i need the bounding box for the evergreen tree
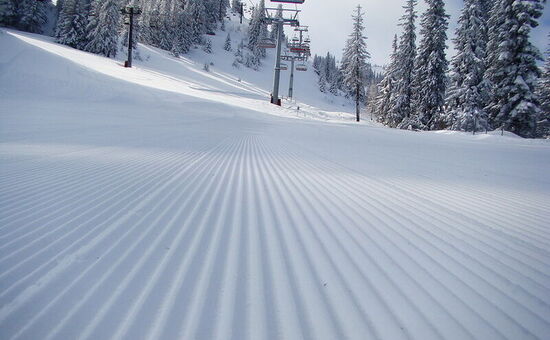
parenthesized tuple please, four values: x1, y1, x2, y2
(341, 5, 370, 122)
(445, 0, 489, 133)
(204, 0, 219, 33)
(376, 35, 399, 126)
(393, 0, 417, 129)
(248, 0, 266, 51)
(203, 37, 212, 53)
(411, 0, 449, 130)
(217, 0, 230, 21)
(17, 0, 49, 34)
(485, 0, 544, 137)
(85, 0, 120, 57)
(0, 0, 17, 27)
(186, 0, 207, 44)
(313, 55, 322, 75)
(224, 32, 232, 51)
(535, 35, 550, 138)
(55, 0, 88, 49)
(171, 1, 193, 56)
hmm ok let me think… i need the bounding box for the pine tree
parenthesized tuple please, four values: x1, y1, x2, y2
(393, 0, 417, 129)
(203, 37, 212, 53)
(411, 0, 449, 130)
(204, 0, 219, 33)
(318, 63, 327, 93)
(217, 0, 230, 21)
(224, 32, 232, 51)
(313, 55, 322, 75)
(248, 0, 266, 51)
(376, 35, 399, 126)
(55, 0, 88, 49)
(84, 0, 120, 57)
(16, 0, 49, 34)
(535, 35, 550, 138)
(485, 0, 544, 137)
(341, 5, 370, 122)
(0, 0, 18, 27)
(171, 1, 193, 56)
(445, 0, 489, 133)
(186, 0, 207, 44)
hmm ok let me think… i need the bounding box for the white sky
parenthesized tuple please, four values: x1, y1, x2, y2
(263, 0, 550, 66)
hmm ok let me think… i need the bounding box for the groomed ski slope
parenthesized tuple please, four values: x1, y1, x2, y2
(1, 28, 550, 340)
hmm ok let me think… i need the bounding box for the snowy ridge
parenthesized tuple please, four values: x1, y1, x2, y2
(1, 28, 550, 340)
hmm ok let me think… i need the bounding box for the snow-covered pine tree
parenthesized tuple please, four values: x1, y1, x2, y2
(203, 37, 212, 53)
(393, 0, 417, 129)
(204, 0, 220, 34)
(248, 0, 266, 50)
(170, 1, 193, 56)
(154, 0, 175, 51)
(313, 55, 322, 75)
(16, 0, 49, 34)
(186, 0, 207, 44)
(0, 0, 18, 27)
(84, 0, 120, 57)
(445, 0, 489, 133)
(485, 0, 544, 137)
(341, 5, 370, 122)
(224, 32, 232, 51)
(217, 0, 230, 21)
(411, 0, 448, 130)
(233, 38, 244, 65)
(376, 35, 399, 126)
(55, 0, 88, 49)
(535, 35, 550, 138)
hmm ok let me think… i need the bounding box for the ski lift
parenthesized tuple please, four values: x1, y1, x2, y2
(292, 37, 299, 42)
(259, 38, 276, 49)
(296, 63, 307, 71)
(304, 37, 311, 44)
(124, 16, 130, 25)
(280, 63, 288, 70)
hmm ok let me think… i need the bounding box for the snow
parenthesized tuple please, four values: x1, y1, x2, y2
(1, 21, 550, 340)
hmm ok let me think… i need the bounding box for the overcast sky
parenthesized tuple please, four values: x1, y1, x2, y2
(262, 0, 550, 66)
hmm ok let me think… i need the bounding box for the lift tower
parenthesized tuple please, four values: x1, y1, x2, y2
(264, 3, 303, 105)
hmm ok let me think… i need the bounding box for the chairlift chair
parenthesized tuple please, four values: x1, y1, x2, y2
(290, 46, 309, 53)
(280, 63, 288, 70)
(296, 63, 307, 71)
(259, 38, 277, 49)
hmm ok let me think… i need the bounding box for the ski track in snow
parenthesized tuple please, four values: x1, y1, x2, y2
(1, 29, 550, 340)
(1, 133, 549, 340)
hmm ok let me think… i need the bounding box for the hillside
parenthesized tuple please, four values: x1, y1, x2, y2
(1, 21, 550, 340)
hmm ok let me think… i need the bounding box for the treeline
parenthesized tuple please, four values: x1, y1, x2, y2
(1, 0, 275, 69)
(375, 0, 549, 138)
(53, 0, 232, 58)
(312, 52, 383, 98)
(0, 0, 54, 34)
